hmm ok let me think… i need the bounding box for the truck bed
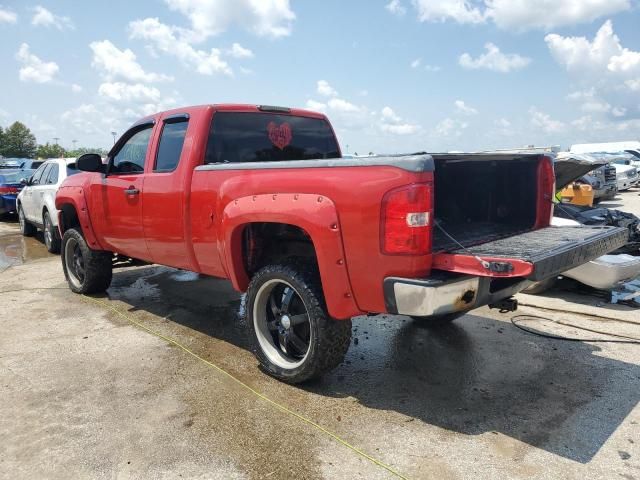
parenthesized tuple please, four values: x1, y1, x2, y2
(438, 225, 629, 281)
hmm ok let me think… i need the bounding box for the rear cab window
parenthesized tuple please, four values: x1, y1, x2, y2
(205, 112, 340, 164)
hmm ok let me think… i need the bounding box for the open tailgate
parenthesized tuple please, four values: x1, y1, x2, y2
(432, 226, 628, 281)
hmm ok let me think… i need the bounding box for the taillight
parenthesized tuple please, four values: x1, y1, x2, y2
(381, 183, 432, 255)
(0, 186, 18, 195)
(536, 156, 555, 227)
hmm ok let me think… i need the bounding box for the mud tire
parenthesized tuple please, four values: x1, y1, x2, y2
(246, 263, 352, 384)
(61, 228, 112, 294)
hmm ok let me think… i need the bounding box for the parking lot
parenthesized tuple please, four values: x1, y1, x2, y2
(1, 192, 639, 480)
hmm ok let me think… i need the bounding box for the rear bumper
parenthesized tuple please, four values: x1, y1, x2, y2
(385, 225, 629, 316)
(0, 194, 17, 214)
(384, 273, 529, 317)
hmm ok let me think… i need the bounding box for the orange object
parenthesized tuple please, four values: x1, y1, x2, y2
(560, 182, 594, 206)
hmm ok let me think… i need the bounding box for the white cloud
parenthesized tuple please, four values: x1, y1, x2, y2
(386, 0, 406, 16)
(400, 0, 629, 30)
(424, 64, 442, 72)
(379, 106, 421, 135)
(164, 0, 295, 39)
(625, 79, 640, 91)
(545, 20, 626, 73)
(0, 7, 17, 23)
(227, 42, 254, 58)
(90, 40, 172, 83)
(327, 98, 360, 113)
(612, 107, 627, 117)
(496, 118, 511, 128)
(459, 43, 531, 73)
(305, 99, 327, 112)
(98, 82, 162, 103)
(317, 80, 338, 97)
(454, 99, 478, 115)
(486, 0, 630, 31)
(529, 107, 565, 133)
(129, 18, 232, 76)
(434, 117, 468, 137)
(16, 43, 59, 83)
(412, 0, 485, 24)
(31, 6, 73, 30)
(71, 83, 82, 93)
(581, 100, 611, 113)
(411, 58, 421, 69)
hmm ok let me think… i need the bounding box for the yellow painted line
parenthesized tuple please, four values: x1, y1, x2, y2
(0, 286, 409, 479)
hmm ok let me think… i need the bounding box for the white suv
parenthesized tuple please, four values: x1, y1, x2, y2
(16, 158, 80, 253)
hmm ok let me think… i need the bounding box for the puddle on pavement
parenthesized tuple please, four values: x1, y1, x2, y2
(0, 230, 55, 270)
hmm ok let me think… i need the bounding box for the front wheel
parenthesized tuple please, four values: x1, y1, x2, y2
(18, 205, 36, 236)
(246, 264, 352, 384)
(61, 228, 113, 294)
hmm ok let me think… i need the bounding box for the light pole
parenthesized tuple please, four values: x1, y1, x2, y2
(72, 139, 77, 150)
(111, 131, 117, 145)
(53, 137, 60, 145)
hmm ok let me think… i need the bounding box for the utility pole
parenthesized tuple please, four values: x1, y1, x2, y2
(53, 137, 60, 145)
(72, 139, 77, 150)
(111, 131, 117, 145)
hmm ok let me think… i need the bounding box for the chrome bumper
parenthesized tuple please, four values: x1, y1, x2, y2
(383, 274, 531, 317)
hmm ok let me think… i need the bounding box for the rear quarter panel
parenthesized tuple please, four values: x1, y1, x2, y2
(191, 165, 434, 316)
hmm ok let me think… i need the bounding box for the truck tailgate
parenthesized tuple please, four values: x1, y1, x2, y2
(432, 226, 628, 281)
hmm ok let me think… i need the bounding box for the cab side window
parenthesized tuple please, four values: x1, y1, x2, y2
(111, 126, 153, 174)
(45, 163, 59, 184)
(154, 118, 188, 172)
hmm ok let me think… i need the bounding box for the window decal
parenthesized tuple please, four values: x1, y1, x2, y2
(267, 121, 292, 150)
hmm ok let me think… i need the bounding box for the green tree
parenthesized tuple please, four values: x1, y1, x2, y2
(1, 121, 37, 158)
(0, 126, 4, 156)
(67, 147, 109, 157)
(36, 143, 66, 159)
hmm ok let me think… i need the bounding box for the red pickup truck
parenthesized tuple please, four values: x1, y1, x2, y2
(55, 104, 627, 383)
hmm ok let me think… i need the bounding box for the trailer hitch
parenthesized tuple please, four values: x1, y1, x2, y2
(489, 297, 518, 313)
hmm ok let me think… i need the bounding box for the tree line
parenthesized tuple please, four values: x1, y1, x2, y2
(0, 121, 108, 159)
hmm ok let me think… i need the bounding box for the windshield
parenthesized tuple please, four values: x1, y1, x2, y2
(205, 112, 340, 164)
(67, 164, 80, 176)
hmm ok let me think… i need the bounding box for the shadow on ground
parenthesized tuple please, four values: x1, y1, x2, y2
(105, 265, 640, 464)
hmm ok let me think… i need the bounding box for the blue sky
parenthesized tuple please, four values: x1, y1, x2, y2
(1, 0, 639, 153)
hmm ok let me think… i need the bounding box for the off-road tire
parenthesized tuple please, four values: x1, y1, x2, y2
(43, 211, 61, 253)
(246, 263, 352, 384)
(18, 205, 36, 236)
(61, 228, 112, 294)
(411, 312, 465, 327)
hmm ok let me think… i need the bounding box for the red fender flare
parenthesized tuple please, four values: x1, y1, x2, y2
(221, 193, 361, 320)
(55, 186, 103, 250)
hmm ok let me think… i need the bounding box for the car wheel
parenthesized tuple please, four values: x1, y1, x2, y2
(43, 211, 61, 253)
(410, 312, 465, 327)
(18, 205, 36, 236)
(61, 228, 112, 294)
(246, 263, 352, 384)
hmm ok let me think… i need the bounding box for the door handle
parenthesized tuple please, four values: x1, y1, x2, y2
(124, 187, 140, 195)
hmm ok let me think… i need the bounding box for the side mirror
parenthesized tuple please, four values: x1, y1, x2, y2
(20, 178, 29, 186)
(77, 153, 104, 172)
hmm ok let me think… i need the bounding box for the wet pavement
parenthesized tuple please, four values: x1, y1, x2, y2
(1, 216, 639, 479)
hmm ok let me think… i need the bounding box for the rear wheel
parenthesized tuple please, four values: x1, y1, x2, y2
(61, 228, 112, 294)
(246, 264, 352, 384)
(411, 312, 465, 327)
(43, 211, 60, 253)
(18, 205, 36, 236)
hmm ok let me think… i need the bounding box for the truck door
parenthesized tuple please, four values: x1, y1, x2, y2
(92, 122, 154, 260)
(141, 113, 193, 269)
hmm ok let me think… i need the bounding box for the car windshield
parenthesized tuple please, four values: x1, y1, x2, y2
(590, 152, 636, 164)
(0, 162, 21, 169)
